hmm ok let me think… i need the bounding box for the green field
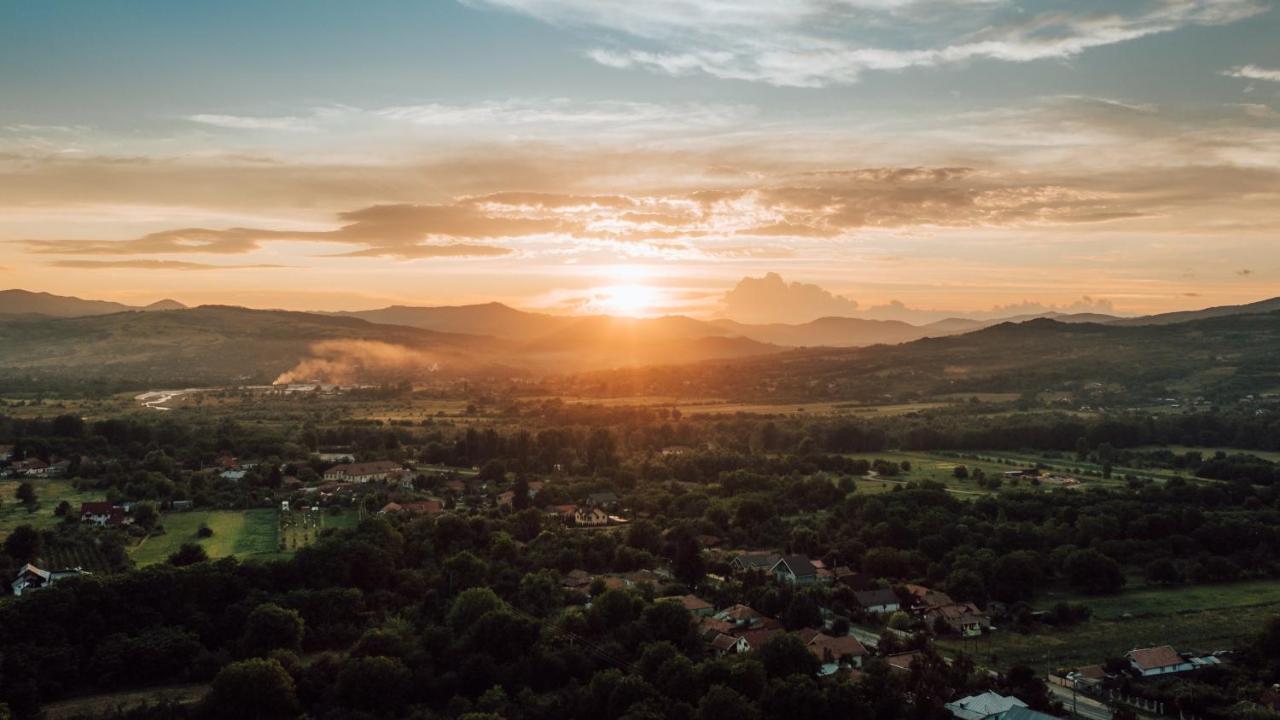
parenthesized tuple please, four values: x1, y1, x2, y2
(131, 509, 282, 566)
(130, 507, 361, 566)
(842, 451, 1041, 497)
(941, 581, 1280, 673)
(0, 478, 103, 538)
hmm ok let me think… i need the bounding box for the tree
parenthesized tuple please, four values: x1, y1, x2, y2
(14, 482, 36, 508)
(336, 656, 412, 717)
(759, 633, 819, 679)
(697, 686, 760, 720)
(449, 587, 505, 631)
(1145, 558, 1182, 586)
(168, 543, 209, 567)
(1064, 549, 1125, 595)
(201, 658, 299, 720)
(242, 603, 305, 656)
(3, 525, 41, 564)
(642, 599, 693, 645)
(132, 503, 159, 532)
(512, 474, 531, 510)
(54, 500, 71, 517)
(990, 551, 1043, 602)
(945, 569, 988, 606)
(952, 465, 969, 479)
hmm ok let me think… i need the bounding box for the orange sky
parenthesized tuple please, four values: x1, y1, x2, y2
(2, 1, 1278, 320)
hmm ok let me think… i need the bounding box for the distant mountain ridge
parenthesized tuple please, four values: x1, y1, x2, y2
(0, 289, 187, 317)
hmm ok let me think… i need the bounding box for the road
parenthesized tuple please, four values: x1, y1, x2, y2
(1048, 683, 1113, 720)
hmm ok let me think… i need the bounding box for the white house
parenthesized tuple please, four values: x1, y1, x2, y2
(1126, 646, 1195, 676)
(322, 460, 403, 483)
(574, 507, 609, 527)
(12, 563, 90, 596)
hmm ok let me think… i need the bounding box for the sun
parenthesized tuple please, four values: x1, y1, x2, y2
(596, 283, 660, 317)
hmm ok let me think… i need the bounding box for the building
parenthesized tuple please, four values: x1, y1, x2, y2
(804, 631, 870, 668)
(771, 555, 819, 586)
(661, 594, 715, 617)
(1126, 646, 1195, 676)
(853, 588, 901, 614)
(80, 501, 129, 527)
(730, 552, 781, 574)
(379, 500, 444, 516)
(926, 602, 990, 637)
(12, 563, 90, 596)
(944, 692, 1028, 720)
(322, 461, 404, 483)
(904, 584, 955, 612)
(1003, 707, 1060, 720)
(574, 506, 609, 527)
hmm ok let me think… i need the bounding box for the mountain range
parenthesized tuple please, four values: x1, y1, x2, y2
(0, 288, 1278, 392)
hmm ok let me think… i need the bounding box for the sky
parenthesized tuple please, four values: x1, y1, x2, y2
(1, 0, 1278, 321)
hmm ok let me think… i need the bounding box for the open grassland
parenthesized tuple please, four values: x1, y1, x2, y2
(131, 507, 360, 566)
(942, 581, 1280, 673)
(0, 478, 103, 538)
(41, 684, 209, 720)
(131, 509, 280, 566)
(841, 451, 1064, 498)
(1037, 579, 1280, 619)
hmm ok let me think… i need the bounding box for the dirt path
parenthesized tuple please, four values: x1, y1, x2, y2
(41, 683, 209, 719)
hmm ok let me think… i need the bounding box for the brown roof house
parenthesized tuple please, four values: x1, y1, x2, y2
(1126, 646, 1194, 676)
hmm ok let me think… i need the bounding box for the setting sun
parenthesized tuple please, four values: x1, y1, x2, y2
(594, 283, 660, 317)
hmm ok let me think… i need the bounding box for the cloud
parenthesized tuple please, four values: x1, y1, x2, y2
(46, 260, 288, 270)
(720, 272, 859, 323)
(1224, 65, 1280, 82)
(21, 204, 531, 260)
(470, 0, 1267, 86)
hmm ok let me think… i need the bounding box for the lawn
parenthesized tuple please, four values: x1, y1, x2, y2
(131, 509, 281, 566)
(940, 581, 1280, 673)
(0, 478, 103, 539)
(841, 451, 1030, 498)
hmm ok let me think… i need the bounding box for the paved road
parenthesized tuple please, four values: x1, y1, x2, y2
(1049, 684, 1113, 720)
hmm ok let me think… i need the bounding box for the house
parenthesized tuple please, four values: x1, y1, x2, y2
(771, 555, 819, 586)
(708, 632, 747, 656)
(574, 506, 609, 527)
(562, 569, 593, 591)
(80, 501, 129, 527)
(547, 504, 578, 522)
(926, 602, 990, 637)
(661, 594, 715, 617)
(12, 563, 90, 596)
(730, 552, 781, 574)
(379, 500, 444, 517)
(905, 584, 955, 612)
(734, 627, 784, 652)
(0, 444, 13, 461)
(716, 604, 772, 629)
(13, 458, 48, 476)
(853, 588, 901, 614)
(884, 651, 924, 674)
(1126, 646, 1195, 676)
(944, 692, 1028, 720)
(220, 470, 247, 481)
(214, 455, 239, 470)
(322, 461, 404, 483)
(804, 631, 870, 668)
(170, 500, 193, 511)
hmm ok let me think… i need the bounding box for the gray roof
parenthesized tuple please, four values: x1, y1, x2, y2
(1004, 707, 1059, 720)
(773, 555, 817, 576)
(853, 588, 899, 607)
(944, 692, 1027, 720)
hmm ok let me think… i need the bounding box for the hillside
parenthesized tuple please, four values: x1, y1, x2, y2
(0, 306, 503, 390)
(564, 312, 1280, 404)
(0, 289, 187, 317)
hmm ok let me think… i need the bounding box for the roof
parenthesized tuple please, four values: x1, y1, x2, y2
(80, 501, 115, 515)
(1126, 645, 1185, 671)
(944, 692, 1027, 720)
(853, 588, 900, 607)
(328, 461, 402, 476)
(885, 651, 923, 672)
(732, 552, 781, 569)
(735, 627, 784, 650)
(773, 555, 818, 577)
(710, 633, 741, 652)
(718, 604, 766, 622)
(807, 633, 869, 661)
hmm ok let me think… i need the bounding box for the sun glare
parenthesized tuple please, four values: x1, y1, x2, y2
(596, 283, 660, 317)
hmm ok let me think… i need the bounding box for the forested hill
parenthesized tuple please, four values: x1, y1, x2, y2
(561, 311, 1280, 404)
